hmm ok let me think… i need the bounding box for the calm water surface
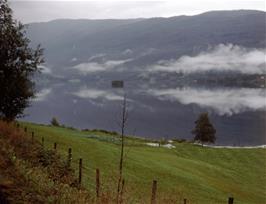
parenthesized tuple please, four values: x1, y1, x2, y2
(23, 72, 266, 146)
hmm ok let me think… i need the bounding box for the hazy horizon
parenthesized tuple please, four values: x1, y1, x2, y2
(10, 0, 266, 23)
(20, 9, 266, 24)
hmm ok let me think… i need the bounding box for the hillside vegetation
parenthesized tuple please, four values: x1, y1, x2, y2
(0, 121, 265, 203)
(0, 121, 92, 203)
(27, 10, 265, 67)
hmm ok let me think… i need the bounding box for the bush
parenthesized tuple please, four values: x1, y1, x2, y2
(50, 117, 60, 127)
(192, 112, 216, 145)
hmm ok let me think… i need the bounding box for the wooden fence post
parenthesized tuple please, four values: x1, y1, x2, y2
(41, 137, 44, 147)
(96, 168, 100, 198)
(67, 148, 72, 167)
(184, 198, 187, 204)
(151, 180, 157, 204)
(31, 132, 34, 144)
(78, 158, 82, 186)
(24, 127, 27, 133)
(54, 142, 57, 150)
(228, 197, 234, 204)
(16, 123, 20, 129)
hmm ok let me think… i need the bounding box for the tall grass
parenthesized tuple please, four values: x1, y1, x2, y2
(0, 121, 92, 203)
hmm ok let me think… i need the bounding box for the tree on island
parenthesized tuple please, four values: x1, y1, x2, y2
(0, 0, 44, 121)
(192, 112, 216, 146)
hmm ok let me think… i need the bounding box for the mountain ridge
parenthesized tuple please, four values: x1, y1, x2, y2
(26, 9, 266, 69)
(27, 9, 265, 24)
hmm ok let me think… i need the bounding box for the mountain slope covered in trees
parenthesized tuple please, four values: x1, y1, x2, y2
(27, 10, 265, 69)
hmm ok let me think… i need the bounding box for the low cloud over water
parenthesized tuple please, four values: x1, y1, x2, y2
(72, 88, 124, 101)
(34, 88, 52, 101)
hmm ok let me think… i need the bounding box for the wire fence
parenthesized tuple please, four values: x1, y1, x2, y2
(18, 123, 236, 204)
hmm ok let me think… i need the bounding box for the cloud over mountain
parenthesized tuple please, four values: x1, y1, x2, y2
(72, 59, 131, 74)
(149, 44, 266, 74)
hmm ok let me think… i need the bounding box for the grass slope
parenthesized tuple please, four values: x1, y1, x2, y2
(21, 122, 266, 204)
(0, 121, 91, 203)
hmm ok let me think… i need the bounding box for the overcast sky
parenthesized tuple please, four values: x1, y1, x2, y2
(10, 0, 265, 23)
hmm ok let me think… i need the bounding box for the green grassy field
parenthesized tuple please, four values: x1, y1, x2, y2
(20, 122, 266, 204)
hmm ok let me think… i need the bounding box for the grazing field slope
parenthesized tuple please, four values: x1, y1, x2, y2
(20, 122, 266, 204)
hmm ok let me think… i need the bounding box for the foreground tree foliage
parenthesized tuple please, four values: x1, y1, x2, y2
(0, 0, 43, 121)
(192, 112, 216, 145)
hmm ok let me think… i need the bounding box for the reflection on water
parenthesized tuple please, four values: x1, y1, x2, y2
(24, 77, 266, 146)
(146, 87, 266, 116)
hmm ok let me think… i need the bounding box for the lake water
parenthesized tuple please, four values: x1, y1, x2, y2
(23, 71, 266, 146)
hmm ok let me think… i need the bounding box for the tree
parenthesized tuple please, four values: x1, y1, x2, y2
(116, 94, 128, 204)
(192, 112, 216, 145)
(0, 0, 44, 121)
(50, 117, 60, 127)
